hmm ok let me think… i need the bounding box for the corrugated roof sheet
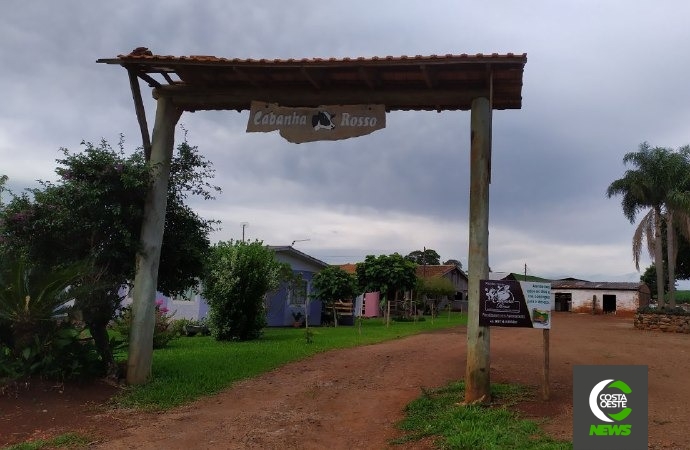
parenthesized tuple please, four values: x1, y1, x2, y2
(551, 279, 644, 291)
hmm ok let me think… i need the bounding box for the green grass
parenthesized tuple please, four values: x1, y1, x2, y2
(2, 433, 90, 450)
(393, 381, 572, 449)
(672, 290, 690, 304)
(114, 313, 466, 410)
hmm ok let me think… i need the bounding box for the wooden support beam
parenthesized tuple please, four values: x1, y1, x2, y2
(464, 96, 492, 404)
(154, 85, 493, 112)
(126, 95, 181, 385)
(127, 69, 152, 160)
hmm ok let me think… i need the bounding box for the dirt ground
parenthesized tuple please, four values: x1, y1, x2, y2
(1, 312, 689, 449)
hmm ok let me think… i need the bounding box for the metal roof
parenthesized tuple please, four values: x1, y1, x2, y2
(97, 48, 526, 112)
(551, 280, 645, 291)
(267, 245, 328, 269)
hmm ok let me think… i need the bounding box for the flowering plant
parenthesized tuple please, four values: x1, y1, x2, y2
(112, 299, 178, 349)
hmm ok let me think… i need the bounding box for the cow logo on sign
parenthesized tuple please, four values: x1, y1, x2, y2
(311, 111, 336, 131)
(485, 283, 520, 314)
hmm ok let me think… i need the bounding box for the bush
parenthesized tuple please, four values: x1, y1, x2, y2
(204, 240, 288, 341)
(112, 300, 178, 349)
(0, 323, 104, 384)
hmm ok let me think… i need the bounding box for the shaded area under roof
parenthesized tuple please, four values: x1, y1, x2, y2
(97, 48, 526, 112)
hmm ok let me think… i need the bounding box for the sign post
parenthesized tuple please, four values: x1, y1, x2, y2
(479, 280, 553, 399)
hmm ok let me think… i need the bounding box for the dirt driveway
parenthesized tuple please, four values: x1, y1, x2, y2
(1, 312, 689, 449)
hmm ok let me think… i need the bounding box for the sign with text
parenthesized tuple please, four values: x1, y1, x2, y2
(246, 101, 386, 143)
(479, 280, 552, 328)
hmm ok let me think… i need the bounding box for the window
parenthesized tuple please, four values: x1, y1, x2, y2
(288, 275, 309, 306)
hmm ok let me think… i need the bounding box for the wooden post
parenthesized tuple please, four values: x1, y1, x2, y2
(127, 96, 181, 385)
(464, 96, 492, 404)
(542, 329, 550, 400)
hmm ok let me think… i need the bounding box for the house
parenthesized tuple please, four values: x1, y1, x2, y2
(550, 278, 650, 316)
(265, 246, 328, 326)
(416, 265, 469, 312)
(124, 245, 328, 326)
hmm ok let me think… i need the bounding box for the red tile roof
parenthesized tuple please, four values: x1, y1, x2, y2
(98, 48, 526, 112)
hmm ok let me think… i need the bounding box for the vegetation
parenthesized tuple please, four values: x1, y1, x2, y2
(310, 265, 358, 325)
(417, 276, 456, 317)
(394, 381, 571, 449)
(0, 134, 217, 380)
(3, 432, 91, 450)
(405, 248, 441, 265)
(203, 240, 289, 341)
(356, 253, 417, 322)
(607, 142, 690, 309)
(114, 313, 466, 409)
(443, 258, 463, 269)
(112, 300, 179, 349)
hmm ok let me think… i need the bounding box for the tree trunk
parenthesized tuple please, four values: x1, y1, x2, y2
(465, 96, 492, 404)
(654, 207, 666, 309)
(127, 96, 181, 385)
(666, 210, 676, 309)
(88, 320, 116, 378)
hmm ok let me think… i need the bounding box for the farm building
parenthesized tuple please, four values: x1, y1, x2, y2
(416, 264, 468, 311)
(550, 278, 650, 316)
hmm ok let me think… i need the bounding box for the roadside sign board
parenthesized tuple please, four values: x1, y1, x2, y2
(247, 101, 386, 143)
(479, 280, 552, 328)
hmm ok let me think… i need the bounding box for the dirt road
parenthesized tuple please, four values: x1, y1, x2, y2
(2, 313, 688, 449)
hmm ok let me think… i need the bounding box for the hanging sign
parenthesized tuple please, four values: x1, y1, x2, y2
(246, 101, 386, 143)
(479, 280, 553, 329)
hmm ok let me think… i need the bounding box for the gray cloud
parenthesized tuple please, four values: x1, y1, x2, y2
(2, 0, 689, 282)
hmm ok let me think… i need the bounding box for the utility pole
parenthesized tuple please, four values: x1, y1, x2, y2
(241, 222, 249, 242)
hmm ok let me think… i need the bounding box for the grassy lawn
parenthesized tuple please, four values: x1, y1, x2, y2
(394, 381, 572, 449)
(672, 289, 690, 303)
(114, 313, 467, 409)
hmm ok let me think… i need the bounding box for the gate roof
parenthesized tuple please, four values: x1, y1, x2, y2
(98, 48, 526, 112)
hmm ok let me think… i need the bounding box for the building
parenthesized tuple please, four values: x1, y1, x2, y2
(416, 264, 469, 312)
(550, 278, 650, 316)
(265, 246, 328, 326)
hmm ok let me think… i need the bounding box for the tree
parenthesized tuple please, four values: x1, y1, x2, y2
(405, 248, 441, 265)
(0, 137, 217, 373)
(311, 265, 358, 325)
(607, 143, 690, 309)
(418, 276, 456, 318)
(203, 240, 288, 341)
(443, 259, 463, 269)
(356, 253, 417, 323)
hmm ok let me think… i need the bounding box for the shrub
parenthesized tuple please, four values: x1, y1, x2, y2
(203, 240, 288, 341)
(0, 323, 104, 383)
(112, 299, 178, 349)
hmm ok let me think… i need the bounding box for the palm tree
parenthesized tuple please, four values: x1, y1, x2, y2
(0, 260, 83, 352)
(607, 143, 690, 309)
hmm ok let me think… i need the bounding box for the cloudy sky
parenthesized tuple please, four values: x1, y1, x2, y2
(2, 1, 689, 283)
